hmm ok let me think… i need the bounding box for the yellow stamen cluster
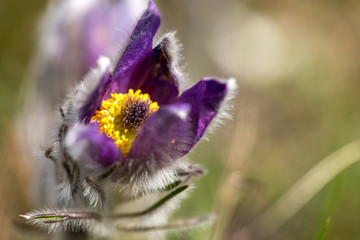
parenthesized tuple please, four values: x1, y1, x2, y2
(91, 89, 159, 156)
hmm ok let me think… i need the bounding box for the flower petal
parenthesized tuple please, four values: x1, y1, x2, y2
(177, 78, 228, 146)
(78, 57, 112, 123)
(82, 0, 147, 72)
(126, 104, 192, 170)
(65, 122, 122, 167)
(127, 37, 179, 105)
(82, 3, 112, 72)
(105, 1, 161, 96)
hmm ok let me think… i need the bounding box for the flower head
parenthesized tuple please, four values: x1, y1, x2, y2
(63, 1, 236, 183)
(21, 1, 236, 236)
(91, 89, 160, 156)
(21, 0, 147, 152)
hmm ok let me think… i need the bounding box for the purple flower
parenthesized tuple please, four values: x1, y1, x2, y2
(21, 1, 236, 234)
(64, 1, 236, 181)
(21, 0, 147, 152)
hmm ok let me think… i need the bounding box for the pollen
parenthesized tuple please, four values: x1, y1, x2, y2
(91, 89, 159, 156)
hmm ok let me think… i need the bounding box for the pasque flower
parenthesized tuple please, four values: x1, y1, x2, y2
(21, 0, 147, 155)
(62, 1, 235, 184)
(22, 1, 235, 237)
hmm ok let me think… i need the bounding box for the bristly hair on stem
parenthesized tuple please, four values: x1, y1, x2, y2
(20, 210, 101, 233)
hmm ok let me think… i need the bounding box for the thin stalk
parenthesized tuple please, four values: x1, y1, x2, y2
(112, 185, 188, 218)
(117, 215, 215, 232)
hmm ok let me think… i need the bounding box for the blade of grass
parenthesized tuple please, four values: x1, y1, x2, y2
(251, 139, 360, 238)
(317, 217, 331, 240)
(210, 102, 259, 240)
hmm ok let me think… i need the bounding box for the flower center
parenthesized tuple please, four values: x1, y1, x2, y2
(91, 89, 159, 156)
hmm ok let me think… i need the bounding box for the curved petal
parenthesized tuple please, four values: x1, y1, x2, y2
(82, 3, 112, 72)
(177, 78, 227, 146)
(78, 58, 112, 123)
(126, 104, 192, 170)
(105, 1, 161, 97)
(127, 37, 179, 105)
(65, 122, 123, 167)
(82, 1, 147, 73)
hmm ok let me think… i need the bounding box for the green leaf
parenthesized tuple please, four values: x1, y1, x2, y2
(113, 185, 189, 218)
(161, 180, 182, 192)
(317, 217, 331, 240)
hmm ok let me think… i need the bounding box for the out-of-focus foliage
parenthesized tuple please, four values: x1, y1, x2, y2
(0, 0, 46, 126)
(1, 0, 360, 239)
(0, 1, 47, 239)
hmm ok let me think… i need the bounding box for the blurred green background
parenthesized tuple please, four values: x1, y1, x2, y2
(1, 0, 360, 239)
(0, 0, 46, 130)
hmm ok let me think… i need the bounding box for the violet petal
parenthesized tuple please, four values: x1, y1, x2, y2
(78, 62, 112, 123)
(65, 122, 122, 167)
(177, 78, 227, 146)
(105, 1, 161, 97)
(126, 104, 192, 170)
(82, 1, 146, 74)
(127, 37, 179, 105)
(82, 3, 112, 72)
